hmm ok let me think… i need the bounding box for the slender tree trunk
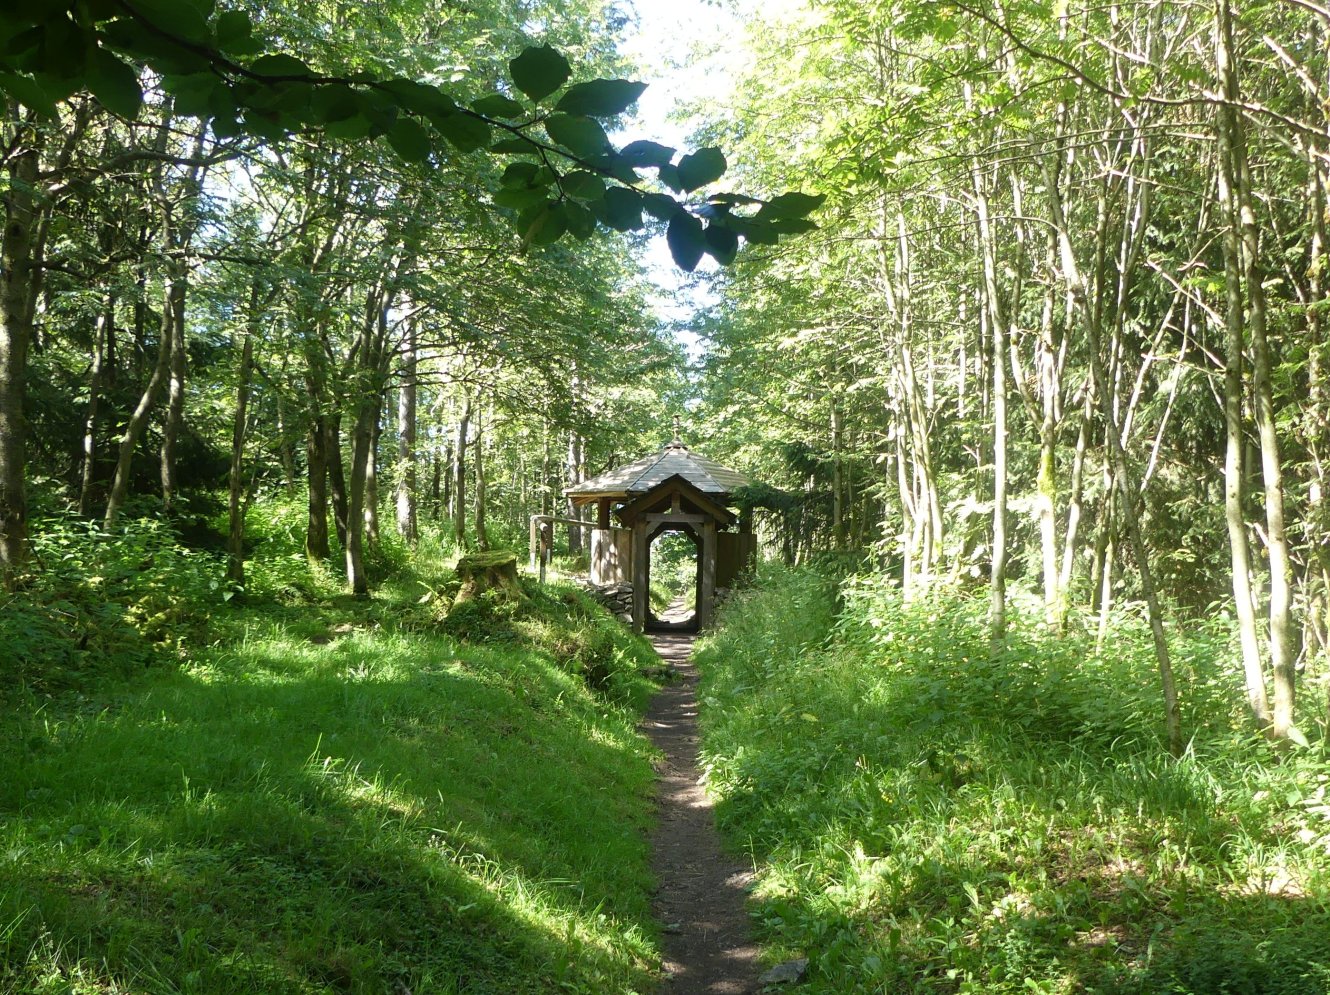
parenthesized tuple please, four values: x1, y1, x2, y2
(1043, 157, 1182, 755)
(972, 164, 1008, 652)
(1215, 0, 1298, 736)
(78, 294, 114, 517)
(454, 396, 471, 548)
(566, 429, 583, 557)
(831, 397, 845, 547)
(0, 147, 37, 584)
(159, 272, 187, 512)
(327, 414, 349, 548)
(306, 416, 331, 561)
(365, 407, 381, 550)
(275, 392, 298, 494)
(346, 398, 375, 596)
(396, 321, 418, 545)
(226, 291, 257, 586)
(1214, 7, 1274, 729)
(105, 272, 180, 526)
(475, 407, 489, 551)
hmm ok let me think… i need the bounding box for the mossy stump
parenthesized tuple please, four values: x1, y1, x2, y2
(455, 551, 524, 604)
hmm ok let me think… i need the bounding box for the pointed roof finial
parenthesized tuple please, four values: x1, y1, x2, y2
(672, 414, 682, 446)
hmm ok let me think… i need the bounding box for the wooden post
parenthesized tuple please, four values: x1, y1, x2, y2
(699, 518, 717, 628)
(598, 497, 611, 529)
(632, 518, 648, 633)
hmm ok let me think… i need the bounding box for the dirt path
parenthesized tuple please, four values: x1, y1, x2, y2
(643, 629, 761, 994)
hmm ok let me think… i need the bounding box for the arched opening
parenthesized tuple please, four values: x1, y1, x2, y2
(646, 525, 699, 632)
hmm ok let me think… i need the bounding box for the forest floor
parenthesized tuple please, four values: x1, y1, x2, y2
(644, 627, 761, 994)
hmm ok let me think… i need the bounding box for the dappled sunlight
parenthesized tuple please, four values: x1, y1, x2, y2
(0, 587, 664, 994)
(695, 565, 1330, 993)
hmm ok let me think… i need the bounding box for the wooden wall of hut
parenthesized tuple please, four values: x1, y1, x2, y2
(591, 528, 632, 585)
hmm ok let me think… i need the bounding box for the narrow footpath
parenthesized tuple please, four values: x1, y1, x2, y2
(643, 629, 760, 994)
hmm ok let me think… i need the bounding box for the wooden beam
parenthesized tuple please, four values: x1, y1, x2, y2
(699, 518, 717, 628)
(597, 497, 611, 529)
(642, 512, 710, 525)
(631, 517, 648, 634)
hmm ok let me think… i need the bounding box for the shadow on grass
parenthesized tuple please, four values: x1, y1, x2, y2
(1, 625, 660, 994)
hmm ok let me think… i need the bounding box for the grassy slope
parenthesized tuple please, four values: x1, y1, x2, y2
(1, 531, 664, 995)
(696, 565, 1330, 995)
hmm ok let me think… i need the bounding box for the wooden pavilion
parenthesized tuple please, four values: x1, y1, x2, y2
(564, 432, 756, 633)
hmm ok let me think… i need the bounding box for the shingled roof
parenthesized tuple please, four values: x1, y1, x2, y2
(566, 441, 750, 502)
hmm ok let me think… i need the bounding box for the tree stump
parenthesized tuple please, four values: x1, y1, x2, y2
(454, 551, 525, 603)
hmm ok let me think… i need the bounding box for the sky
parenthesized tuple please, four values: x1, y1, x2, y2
(614, 0, 743, 359)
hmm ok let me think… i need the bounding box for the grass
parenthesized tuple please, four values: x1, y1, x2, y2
(695, 564, 1330, 994)
(1, 514, 666, 994)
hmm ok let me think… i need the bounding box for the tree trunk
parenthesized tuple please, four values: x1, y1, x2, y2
(345, 398, 375, 596)
(226, 305, 256, 586)
(566, 429, 584, 558)
(396, 320, 418, 544)
(105, 271, 180, 526)
(1042, 156, 1183, 755)
(327, 414, 349, 549)
(78, 294, 114, 517)
(306, 416, 331, 561)
(159, 270, 187, 512)
(972, 164, 1008, 653)
(0, 147, 38, 584)
(275, 391, 298, 494)
(1215, 0, 1298, 736)
(453, 396, 471, 548)
(1214, 4, 1274, 730)
(474, 407, 489, 551)
(364, 405, 381, 550)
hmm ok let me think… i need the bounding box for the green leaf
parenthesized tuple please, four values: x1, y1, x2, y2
(509, 45, 570, 103)
(126, 0, 211, 44)
(380, 78, 456, 117)
(544, 114, 609, 157)
(656, 163, 683, 193)
(471, 93, 526, 119)
(561, 170, 605, 201)
(494, 185, 552, 210)
(490, 136, 534, 154)
(709, 192, 763, 207)
(501, 162, 541, 188)
(524, 202, 569, 245)
(433, 112, 491, 152)
(86, 47, 142, 119)
(757, 191, 826, 219)
(620, 140, 675, 170)
(564, 201, 596, 240)
(324, 113, 371, 139)
(703, 224, 739, 265)
(310, 83, 360, 124)
(593, 186, 644, 232)
(765, 217, 817, 235)
(667, 212, 705, 271)
(386, 117, 432, 162)
(0, 71, 57, 116)
(249, 53, 314, 79)
(677, 146, 726, 192)
(554, 78, 647, 117)
(642, 192, 681, 221)
(729, 218, 780, 245)
(161, 72, 220, 119)
(215, 10, 261, 55)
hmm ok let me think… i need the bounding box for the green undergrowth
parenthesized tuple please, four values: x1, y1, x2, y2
(1, 515, 664, 994)
(696, 564, 1330, 994)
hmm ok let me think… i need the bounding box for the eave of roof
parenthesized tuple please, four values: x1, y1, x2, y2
(566, 442, 750, 499)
